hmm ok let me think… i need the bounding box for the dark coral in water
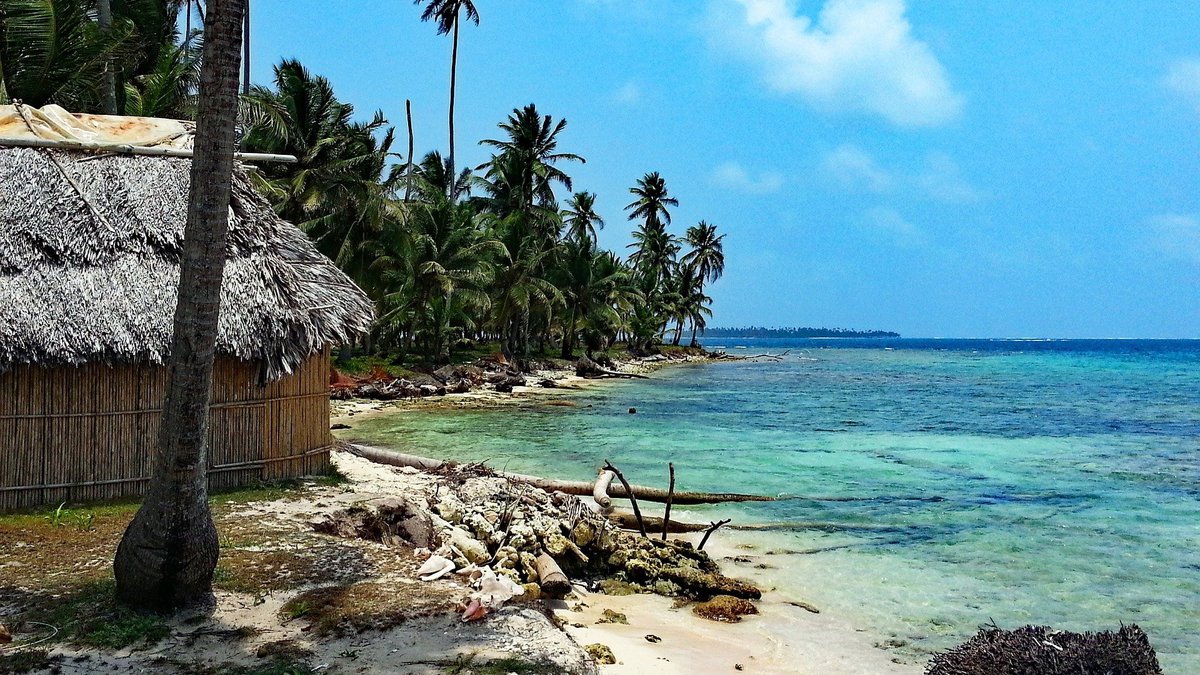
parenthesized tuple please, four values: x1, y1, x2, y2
(926, 623, 1162, 675)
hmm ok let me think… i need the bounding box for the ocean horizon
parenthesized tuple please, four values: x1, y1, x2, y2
(344, 338, 1200, 670)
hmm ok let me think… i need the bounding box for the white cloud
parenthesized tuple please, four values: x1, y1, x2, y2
(1146, 214, 1200, 263)
(710, 0, 963, 127)
(613, 81, 642, 105)
(917, 152, 982, 203)
(711, 161, 785, 193)
(1163, 58, 1200, 113)
(863, 206, 925, 247)
(822, 144, 893, 192)
(820, 145, 981, 203)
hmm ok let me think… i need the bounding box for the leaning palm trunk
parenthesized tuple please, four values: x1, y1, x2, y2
(560, 306, 578, 359)
(114, 0, 245, 613)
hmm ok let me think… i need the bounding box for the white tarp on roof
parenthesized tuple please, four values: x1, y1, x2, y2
(0, 104, 192, 148)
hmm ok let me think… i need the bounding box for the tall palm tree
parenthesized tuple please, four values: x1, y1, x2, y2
(625, 172, 677, 231)
(476, 104, 582, 358)
(682, 220, 725, 284)
(414, 0, 479, 198)
(114, 0, 245, 612)
(562, 191, 603, 246)
(479, 104, 584, 217)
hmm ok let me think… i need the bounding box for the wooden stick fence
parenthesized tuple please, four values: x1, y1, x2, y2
(0, 348, 333, 511)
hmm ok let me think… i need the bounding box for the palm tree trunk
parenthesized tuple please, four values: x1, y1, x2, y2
(113, 0, 245, 613)
(560, 306, 577, 359)
(242, 1, 251, 95)
(672, 322, 683, 346)
(98, 0, 117, 114)
(447, 17, 459, 199)
(404, 98, 415, 201)
(690, 321, 699, 347)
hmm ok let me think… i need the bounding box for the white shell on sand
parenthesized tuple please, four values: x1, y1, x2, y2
(416, 555, 456, 581)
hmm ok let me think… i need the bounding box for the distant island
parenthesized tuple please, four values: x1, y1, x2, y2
(702, 326, 901, 338)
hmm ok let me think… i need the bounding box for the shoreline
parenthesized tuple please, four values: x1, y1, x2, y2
(328, 354, 923, 673)
(329, 351, 715, 425)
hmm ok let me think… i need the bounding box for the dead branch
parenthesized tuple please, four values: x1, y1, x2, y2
(698, 519, 732, 550)
(576, 355, 650, 379)
(604, 460, 646, 537)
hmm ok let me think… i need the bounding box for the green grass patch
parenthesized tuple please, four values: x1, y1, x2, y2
(10, 580, 169, 650)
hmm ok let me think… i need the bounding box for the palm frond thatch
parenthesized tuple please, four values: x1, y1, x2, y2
(0, 145, 374, 380)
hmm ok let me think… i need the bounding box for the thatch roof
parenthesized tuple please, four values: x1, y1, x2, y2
(0, 111, 373, 381)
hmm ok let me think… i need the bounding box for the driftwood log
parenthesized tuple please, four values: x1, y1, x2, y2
(535, 553, 571, 597)
(576, 356, 649, 379)
(593, 469, 616, 512)
(345, 445, 775, 505)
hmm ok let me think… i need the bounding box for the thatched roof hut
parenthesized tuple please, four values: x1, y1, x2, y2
(0, 105, 373, 511)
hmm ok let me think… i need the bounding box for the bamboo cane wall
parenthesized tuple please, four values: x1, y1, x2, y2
(0, 348, 332, 512)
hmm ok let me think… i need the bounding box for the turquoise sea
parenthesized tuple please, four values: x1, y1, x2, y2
(342, 339, 1200, 670)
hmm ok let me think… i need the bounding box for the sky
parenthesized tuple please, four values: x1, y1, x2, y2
(250, 0, 1200, 338)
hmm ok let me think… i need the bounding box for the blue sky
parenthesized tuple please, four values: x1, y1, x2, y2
(251, 0, 1200, 338)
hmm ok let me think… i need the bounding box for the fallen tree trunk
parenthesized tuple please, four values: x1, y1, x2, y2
(345, 445, 775, 505)
(609, 511, 708, 533)
(535, 553, 571, 597)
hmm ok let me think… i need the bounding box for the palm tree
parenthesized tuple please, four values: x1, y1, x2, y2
(625, 172, 677, 231)
(476, 104, 582, 358)
(376, 193, 499, 363)
(479, 104, 584, 216)
(682, 220, 725, 284)
(114, 0, 245, 612)
(414, 0, 479, 197)
(562, 191, 603, 246)
(416, 150, 472, 202)
(0, 0, 136, 109)
(123, 37, 202, 118)
(241, 59, 400, 279)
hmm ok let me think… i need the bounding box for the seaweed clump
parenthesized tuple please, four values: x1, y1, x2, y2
(925, 623, 1162, 675)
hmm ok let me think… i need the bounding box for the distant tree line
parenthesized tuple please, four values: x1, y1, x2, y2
(702, 327, 900, 338)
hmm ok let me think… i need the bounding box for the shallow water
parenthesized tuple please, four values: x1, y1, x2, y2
(343, 339, 1200, 670)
